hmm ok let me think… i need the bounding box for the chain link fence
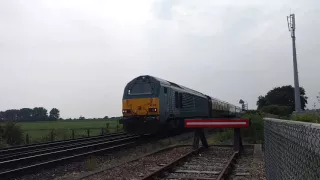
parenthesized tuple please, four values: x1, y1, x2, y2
(264, 118, 320, 180)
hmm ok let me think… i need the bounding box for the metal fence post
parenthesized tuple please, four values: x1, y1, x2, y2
(72, 129, 75, 139)
(87, 129, 90, 137)
(25, 133, 30, 144)
(51, 130, 54, 141)
(101, 128, 104, 135)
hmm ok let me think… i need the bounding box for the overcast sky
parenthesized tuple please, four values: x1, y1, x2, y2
(1, 0, 320, 118)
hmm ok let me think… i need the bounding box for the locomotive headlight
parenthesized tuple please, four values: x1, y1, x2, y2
(148, 108, 157, 112)
(122, 109, 131, 113)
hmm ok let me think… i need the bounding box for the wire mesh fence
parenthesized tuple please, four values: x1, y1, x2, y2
(264, 118, 320, 180)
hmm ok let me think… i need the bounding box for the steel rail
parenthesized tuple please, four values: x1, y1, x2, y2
(141, 147, 204, 180)
(216, 151, 239, 180)
(0, 141, 136, 179)
(0, 132, 127, 155)
(0, 135, 140, 170)
(0, 134, 132, 162)
(140, 145, 248, 180)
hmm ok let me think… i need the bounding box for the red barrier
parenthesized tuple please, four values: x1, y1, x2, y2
(185, 119, 249, 128)
(185, 118, 250, 151)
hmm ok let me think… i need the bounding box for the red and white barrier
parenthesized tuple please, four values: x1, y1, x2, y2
(185, 119, 249, 128)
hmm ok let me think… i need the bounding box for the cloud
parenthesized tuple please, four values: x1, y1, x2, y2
(0, 0, 320, 118)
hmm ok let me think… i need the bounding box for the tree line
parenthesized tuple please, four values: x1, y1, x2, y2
(0, 107, 60, 122)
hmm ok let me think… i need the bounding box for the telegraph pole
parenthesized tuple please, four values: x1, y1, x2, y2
(287, 13, 302, 112)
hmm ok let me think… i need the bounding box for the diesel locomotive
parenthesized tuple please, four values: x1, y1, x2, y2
(120, 75, 243, 135)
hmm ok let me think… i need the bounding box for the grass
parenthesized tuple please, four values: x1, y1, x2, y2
(14, 119, 120, 130)
(85, 155, 98, 171)
(290, 113, 320, 123)
(205, 129, 234, 145)
(1, 119, 123, 144)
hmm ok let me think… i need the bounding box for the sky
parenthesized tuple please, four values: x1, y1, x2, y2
(1, 0, 320, 119)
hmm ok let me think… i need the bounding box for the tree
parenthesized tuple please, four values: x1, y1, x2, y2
(32, 107, 48, 121)
(49, 108, 60, 121)
(0, 112, 4, 121)
(257, 96, 267, 109)
(18, 108, 33, 121)
(103, 116, 109, 119)
(256, 85, 308, 111)
(4, 109, 19, 121)
(79, 116, 85, 120)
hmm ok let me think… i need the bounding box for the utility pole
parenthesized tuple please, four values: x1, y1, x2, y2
(287, 13, 302, 112)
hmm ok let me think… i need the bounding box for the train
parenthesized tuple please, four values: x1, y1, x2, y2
(120, 75, 243, 135)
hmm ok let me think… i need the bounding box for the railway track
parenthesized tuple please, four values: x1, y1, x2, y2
(0, 132, 127, 160)
(0, 132, 141, 179)
(141, 145, 254, 180)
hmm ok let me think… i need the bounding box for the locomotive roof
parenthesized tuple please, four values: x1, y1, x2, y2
(138, 75, 207, 97)
(131, 75, 240, 107)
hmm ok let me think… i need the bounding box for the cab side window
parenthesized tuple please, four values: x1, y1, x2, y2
(164, 87, 167, 94)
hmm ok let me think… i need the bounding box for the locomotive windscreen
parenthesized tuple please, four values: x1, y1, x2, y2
(128, 83, 153, 95)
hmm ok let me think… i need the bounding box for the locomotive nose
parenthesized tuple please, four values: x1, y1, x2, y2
(122, 98, 160, 116)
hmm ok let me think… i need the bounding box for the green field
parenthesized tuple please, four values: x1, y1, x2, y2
(2, 119, 123, 144)
(16, 119, 120, 130)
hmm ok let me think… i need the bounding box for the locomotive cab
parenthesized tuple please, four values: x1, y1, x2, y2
(121, 76, 161, 134)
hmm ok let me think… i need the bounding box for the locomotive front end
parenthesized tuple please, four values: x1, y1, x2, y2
(121, 76, 161, 135)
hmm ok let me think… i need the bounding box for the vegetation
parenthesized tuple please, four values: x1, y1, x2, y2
(291, 113, 320, 123)
(0, 107, 60, 121)
(49, 108, 60, 121)
(0, 121, 24, 147)
(205, 129, 234, 145)
(85, 156, 98, 171)
(0, 119, 122, 145)
(0, 107, 118, 122)
(241, 111, 264, 144)
(260, 105, 292, 117)
(257, 85, 308, 113)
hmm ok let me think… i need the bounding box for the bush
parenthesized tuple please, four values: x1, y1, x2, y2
(1, 121, 24, 146)
(260, 105, 292, 117)
(0, 126, 7, 148)
(241, 113, 264, 144)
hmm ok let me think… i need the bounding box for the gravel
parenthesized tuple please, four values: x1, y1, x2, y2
(83, 146, 193, 180)
(251, 151, 266, 180)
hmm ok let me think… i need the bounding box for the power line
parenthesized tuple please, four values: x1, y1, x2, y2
(287, 13, 302, 112)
